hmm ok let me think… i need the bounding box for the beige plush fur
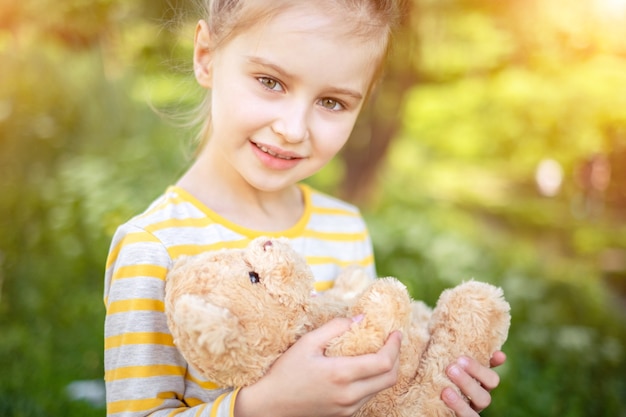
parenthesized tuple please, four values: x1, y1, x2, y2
(165, 237, 511, 416)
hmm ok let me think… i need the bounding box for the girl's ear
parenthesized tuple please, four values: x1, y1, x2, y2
(194, 20, 213, 88)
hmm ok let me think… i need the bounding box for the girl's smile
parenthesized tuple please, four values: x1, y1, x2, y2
(250, 140, 305, 171)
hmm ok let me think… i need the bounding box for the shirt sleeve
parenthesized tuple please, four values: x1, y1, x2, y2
(103, 223, 239, 417)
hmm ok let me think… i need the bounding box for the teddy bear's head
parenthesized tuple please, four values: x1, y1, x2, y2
(165, 237, 315, 387)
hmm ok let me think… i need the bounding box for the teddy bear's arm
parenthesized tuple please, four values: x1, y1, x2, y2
(401, 281, 511, 417)
(324, 278, 413, 357)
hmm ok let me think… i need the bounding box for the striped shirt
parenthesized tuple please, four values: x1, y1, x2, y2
(103, 184, 375, 417)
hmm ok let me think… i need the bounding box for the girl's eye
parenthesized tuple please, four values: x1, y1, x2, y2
(319, 98, 343, 111)
(258, 77, 282, 91)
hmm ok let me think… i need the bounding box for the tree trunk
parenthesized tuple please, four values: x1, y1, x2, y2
(338, 1, 420, 204)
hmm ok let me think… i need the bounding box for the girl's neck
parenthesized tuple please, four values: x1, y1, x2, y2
(176, 152, 305, 232)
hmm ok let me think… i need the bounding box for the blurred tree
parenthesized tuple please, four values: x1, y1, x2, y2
(338, 0, 626, 206)
(339, 0, 420, 203)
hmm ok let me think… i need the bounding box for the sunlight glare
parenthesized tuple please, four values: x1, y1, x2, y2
(594, 0, 626, 19)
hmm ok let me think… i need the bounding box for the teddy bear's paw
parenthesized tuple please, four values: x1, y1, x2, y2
(325, 278, 412, 357)
(397, 281, 510, 414)
(326, 266, 373, 301)
(428, 280, 511, 365)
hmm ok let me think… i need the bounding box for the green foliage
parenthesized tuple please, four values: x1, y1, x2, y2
(0, 1, 195, 414)
(364, 1, 626, 414)
(1, 0, 625, 416)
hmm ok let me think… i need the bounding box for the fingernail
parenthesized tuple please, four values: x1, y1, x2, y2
(457, 356, 470, 368)
(351, 314, 365, 323)
(442, 387, 459, 402)
(448, 365, 461, 377)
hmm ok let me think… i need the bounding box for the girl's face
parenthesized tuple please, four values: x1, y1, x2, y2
(195, 4, 380, 193)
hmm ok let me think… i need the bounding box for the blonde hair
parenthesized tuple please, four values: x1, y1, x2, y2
(191, 0, 401, 152)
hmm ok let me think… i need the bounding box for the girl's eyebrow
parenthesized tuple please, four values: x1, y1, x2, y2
(246, 56, 294, 80)
(245, 56, 364, 101)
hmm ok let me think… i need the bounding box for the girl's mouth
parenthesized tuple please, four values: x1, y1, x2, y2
(254, 142, 300, 160)
(250, 140, 304, 171)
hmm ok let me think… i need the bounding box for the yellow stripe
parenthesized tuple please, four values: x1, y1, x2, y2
(310, 206, 359, 216)
(210, 392, 228, 417)
(183, 397, 204, 408)
(185, 373, 220, 390)
(108, 398, 168, 414)
(107, 298, 165, 315)
(105, 331, 174, 349)
(105, 364, 185, 381)
(174, 373, 221, 406)
(302, 230, 368, 241)
(106, 231, 161, 269)
(193, 403, 208, 416)
(229, 388, 241, 416)
(314, 280, 334, 292)
(113, 264, 168, 280)
(306, 255, 374, 267)
(166, 406, 191, 416)
(157, 391, 180, 400)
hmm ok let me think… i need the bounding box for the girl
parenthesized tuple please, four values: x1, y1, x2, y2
(103, 1, 506, 416)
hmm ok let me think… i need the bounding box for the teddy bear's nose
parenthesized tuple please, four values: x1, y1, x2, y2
(262, 241, 273, 251)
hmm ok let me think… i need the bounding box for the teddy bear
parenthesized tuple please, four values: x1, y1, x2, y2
(164, 237, 511, 417)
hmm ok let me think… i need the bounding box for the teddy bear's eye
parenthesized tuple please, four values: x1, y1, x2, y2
(248, 271, 260, 284)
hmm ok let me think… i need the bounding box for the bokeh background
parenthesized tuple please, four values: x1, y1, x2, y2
(1, 0, 625, 416)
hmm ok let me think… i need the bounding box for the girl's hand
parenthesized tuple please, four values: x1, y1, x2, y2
(234, 317, 402, 417)
(442, 351, 507, 416)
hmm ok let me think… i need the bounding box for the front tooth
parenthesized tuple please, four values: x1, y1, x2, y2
(259, 145, 276, 156)
(258, 144, 293, 159)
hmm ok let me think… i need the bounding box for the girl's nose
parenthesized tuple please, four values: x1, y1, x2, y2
(271, 103, 310, 143)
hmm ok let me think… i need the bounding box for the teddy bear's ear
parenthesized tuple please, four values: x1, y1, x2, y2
(169, 294, 242, 356)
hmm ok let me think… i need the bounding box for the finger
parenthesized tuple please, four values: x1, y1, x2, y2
(457, 356, 500, 391)
(336, 330, 402, 379)
(446, 361, 492, 411)
(301, 317, 356, 350)
(342, 332, 402, 400)
(490, 350, 507, 368)
(368, 330, 402, 378)
(441, 387, 478, 417)
(377, 330, 403, 364)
